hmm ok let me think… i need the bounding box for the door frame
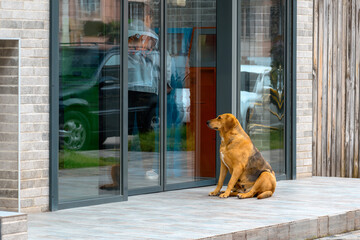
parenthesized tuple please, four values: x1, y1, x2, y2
(49, 0, 129, 210)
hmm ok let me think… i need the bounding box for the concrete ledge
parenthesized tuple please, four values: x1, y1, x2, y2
(0, 212, 28, 240)
(200, 210, 360, 240)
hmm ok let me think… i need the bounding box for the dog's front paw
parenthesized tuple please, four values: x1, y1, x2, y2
(209, 190, 220, 196)
(219, 192, 230, 198)
(237, 193, 245, 199)
(237, 193, 251, 199)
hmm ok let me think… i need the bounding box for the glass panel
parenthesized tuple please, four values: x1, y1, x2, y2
(58, 0, 121, 202)
(166, 1, 217, 184)
(239, 0, 285, 176)
(127, 1, 161, 190)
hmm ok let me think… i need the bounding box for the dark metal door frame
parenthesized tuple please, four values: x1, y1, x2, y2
(50, 0, 129, 210)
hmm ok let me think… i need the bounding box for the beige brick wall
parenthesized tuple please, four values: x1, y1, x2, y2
(296, 0, 313, 178)
(0, 40, 19, 212)
(0, 0, 50, 213)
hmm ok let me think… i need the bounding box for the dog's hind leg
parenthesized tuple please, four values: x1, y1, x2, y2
(238, 171, 275, 199)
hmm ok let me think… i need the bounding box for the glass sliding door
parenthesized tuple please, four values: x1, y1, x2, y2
(127, 1, 161, 190)
(238, 0, 286, 176)
(55, 0, 219, 205)
(166, 1, 217, 185)
(58, 0, 122, 202)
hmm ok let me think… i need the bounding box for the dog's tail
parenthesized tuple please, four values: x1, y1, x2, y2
(257, 191, 273, 199)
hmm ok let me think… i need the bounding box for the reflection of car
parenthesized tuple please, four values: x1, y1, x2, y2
(239, 65, 272, 131)
(59, 45, 159, 150)
(59, 26, 216, 151)
(239, 65, 284, 133)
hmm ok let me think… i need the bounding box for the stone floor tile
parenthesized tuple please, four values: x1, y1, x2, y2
(346, 211, 356, 232)
(276, 223, 290, 240)
(355, 210, 360, 230)
(316, 229, 360, 239)
(289, 218, 318, 240)
(317, 215, 329, 238)
(245, 227, 269, 240)
(231, 231, 246, 240)
(328, 213, 348, 235)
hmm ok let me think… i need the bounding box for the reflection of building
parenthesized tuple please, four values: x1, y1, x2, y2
(60, 0, 218, 43)
(239, 0, 285, 152)
(167, 0, 216, 28)
(240, 0, 283, 65)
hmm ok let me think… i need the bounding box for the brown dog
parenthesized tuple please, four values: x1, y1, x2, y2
(207, 113, 276, 199)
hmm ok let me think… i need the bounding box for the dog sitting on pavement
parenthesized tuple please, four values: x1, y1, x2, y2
(207, 113, 276, 199)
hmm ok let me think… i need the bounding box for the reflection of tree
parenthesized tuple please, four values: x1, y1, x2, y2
(269, 67, 284, 118)
(269, 35, 284, 92)
(270, 0, 284, 67)
(83, 21, 121, 44)
(269, 42, 284, 118)
(269, 0, 284, 118)
(270, 35, 284, 71)
(101, 21, 121, 43)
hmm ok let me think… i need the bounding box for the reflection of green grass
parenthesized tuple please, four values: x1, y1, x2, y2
(128, 125, 193, 152)
(167, 126, 189, 151)
(128, 130, 156, 152)
(59, 150, 117, 169)
(251, 129, 284, 151)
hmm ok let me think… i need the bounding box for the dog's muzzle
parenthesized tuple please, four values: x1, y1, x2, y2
(207, 120, 218, 130)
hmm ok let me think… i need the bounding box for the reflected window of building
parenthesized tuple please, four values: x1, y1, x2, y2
(80, 0, 101, 17)
(166, 1, 217, 185)
(58, 0, 122, 203)
(127, 1, 162, 190)
(239, 0, 285, 177)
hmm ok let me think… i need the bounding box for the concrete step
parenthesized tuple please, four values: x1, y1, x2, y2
(28, 177, 360, 240)
(0, 211, 27, 240)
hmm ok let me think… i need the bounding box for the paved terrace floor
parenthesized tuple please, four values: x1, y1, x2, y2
(28, 177, 360, 240)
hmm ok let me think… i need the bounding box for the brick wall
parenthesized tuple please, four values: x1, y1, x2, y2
(296, 0, 313, 178)
(167, 0, 216, 28)
(0, 40, 19, 212)
(0, 0, 50, 212)
(240, 2, 273, 62)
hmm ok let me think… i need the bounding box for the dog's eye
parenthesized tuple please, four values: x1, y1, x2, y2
(218, 116, 221, 120)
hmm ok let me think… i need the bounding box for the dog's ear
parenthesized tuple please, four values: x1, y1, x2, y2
(224, 116, 236, 132)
